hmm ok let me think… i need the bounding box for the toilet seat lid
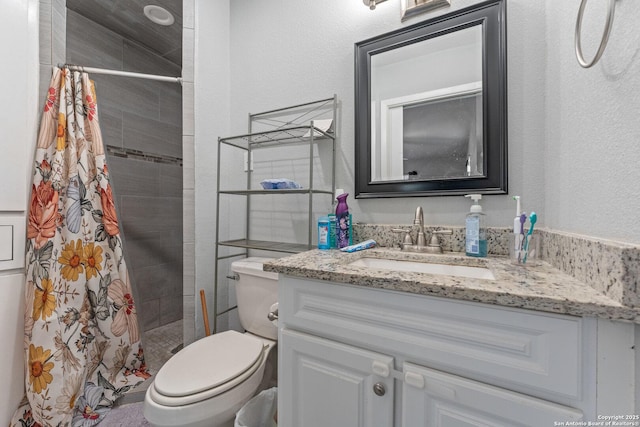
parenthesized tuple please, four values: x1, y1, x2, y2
(154, 330, 264, 398)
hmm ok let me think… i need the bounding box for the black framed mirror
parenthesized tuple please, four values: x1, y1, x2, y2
(355, 0, 507, 198)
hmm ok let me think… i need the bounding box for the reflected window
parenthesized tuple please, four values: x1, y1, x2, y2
(403, 91, 483, 180)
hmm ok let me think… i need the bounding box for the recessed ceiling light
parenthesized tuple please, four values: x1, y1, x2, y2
(143, 5, 175, 26)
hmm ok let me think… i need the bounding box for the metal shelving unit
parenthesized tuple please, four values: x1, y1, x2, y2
(213, 95, 337, 332)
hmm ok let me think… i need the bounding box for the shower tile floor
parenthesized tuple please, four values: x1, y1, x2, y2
(102, 319, 183, 424)
(143, 319, 184, 373)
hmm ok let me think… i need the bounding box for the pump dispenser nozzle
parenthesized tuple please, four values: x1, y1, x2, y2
(464, 194, 483, 213)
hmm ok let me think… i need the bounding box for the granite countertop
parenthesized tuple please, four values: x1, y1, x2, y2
(264, 248, 640, 323)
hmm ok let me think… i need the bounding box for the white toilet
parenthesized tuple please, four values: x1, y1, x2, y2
(144, 257, 279, 427)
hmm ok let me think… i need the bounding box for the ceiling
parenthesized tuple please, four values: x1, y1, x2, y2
(66, 0, 183, 66)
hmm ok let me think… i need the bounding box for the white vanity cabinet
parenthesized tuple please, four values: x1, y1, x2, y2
(400, 362, 582, 425)
(278, 275, 636, 426)
(281, 329, 394, 426)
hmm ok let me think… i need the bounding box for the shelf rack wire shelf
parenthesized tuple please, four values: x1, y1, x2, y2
(213, 95, 337, 333)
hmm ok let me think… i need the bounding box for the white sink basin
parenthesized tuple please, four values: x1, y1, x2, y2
(348, 257, 496, 280)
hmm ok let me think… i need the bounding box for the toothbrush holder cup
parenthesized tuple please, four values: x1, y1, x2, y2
(510, 232, 541, 266)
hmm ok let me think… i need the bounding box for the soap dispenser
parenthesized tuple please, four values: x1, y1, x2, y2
(465, 194, 487, 257)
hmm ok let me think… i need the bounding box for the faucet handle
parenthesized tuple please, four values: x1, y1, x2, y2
(427, 229, 453, 253)
(392, 228, 414, 248)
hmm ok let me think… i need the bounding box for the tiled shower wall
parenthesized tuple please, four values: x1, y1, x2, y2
(65, 9, 184, 332)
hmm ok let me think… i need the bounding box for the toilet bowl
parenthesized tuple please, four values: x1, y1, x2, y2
(144, 257, 278, 427)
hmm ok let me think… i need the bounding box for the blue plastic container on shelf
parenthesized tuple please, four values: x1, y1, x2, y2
(317, 216, 330, 250)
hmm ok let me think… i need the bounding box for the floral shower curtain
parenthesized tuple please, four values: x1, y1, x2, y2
(11, 67, 150, 427)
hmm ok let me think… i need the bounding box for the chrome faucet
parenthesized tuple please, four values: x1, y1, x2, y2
(392, 206, 453, 253)
(413, 206, 427, 247)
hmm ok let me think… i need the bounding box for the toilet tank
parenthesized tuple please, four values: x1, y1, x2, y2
(231, 257, 279, 340)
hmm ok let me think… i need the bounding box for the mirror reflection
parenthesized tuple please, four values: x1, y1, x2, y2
(371, 25, 482, 182)
(355, 0, 507, 198)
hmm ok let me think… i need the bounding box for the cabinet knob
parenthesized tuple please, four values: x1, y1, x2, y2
(373, 382, 386, 396)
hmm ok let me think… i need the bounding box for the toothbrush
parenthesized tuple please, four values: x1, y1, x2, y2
(513, 196, 523, 253)
(522, 212, 538, 263)
(512, 196, 521, 227)
(518, 213, 527, 261)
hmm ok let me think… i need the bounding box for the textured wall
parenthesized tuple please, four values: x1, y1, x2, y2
(0, 0, 39, 422)
(193, 0, 640, 339)
(193, 0, 232, 339)
(543, 0, 640, 244)
(67, 9, 184, 331)
(223, 0, 640, 244)
(226, 0, 545, 233)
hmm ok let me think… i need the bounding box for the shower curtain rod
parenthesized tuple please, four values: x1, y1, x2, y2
(59, 64, 183, 84)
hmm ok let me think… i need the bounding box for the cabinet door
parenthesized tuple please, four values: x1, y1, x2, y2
(402, 362, 583, 426)
(280, 329, 394, 427)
